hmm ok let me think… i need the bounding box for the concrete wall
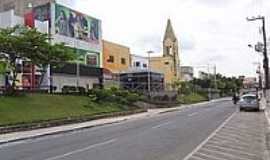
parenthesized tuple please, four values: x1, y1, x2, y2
(52, 74, 99, 92)
(102, 40, 130, 73)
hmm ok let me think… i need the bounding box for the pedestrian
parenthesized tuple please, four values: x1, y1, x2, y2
(232, 93, 239, 104)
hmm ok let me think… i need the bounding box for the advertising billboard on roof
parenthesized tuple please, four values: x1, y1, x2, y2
(54, 4, 101, 45)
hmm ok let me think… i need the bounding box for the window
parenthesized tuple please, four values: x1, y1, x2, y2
(135, 62, 140, 67)
(121, 58, 126, 65)
(86, 55, 97, 66)
(107, 55, 114, 63)
(143, 64, 147, 68)
(165, 62, 169, 65)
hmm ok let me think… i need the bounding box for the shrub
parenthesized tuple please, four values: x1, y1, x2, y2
(88, 87, 141, 105)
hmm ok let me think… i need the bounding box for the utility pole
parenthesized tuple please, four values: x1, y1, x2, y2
(247, 16, 269, 89)
(147, 51, 154, 99)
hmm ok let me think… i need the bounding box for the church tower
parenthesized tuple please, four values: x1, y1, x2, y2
(163, 19, 180, 77)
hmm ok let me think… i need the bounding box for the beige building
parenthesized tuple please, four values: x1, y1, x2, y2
(150, 19, 181, 90)
(102, 40, 131, 74)
(0, 0, 51, 16)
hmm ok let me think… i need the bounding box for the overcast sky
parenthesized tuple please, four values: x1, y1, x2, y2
(57, 0, 270, 77)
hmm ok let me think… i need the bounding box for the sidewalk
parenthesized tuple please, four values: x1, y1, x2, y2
(0, 98, 229, 145)
(262, 94, 270, 160)
(184, 111, 266, 160)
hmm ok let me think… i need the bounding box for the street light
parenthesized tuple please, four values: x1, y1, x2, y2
(147, 50, 154, 98)
(247, 16, 269, 89)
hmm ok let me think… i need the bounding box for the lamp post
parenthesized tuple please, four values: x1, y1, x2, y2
(147, 50, 154, 98)
(247, 16, 269, 90)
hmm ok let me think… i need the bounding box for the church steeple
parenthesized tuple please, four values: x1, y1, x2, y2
(163, 19, 177, 42)
(163, 19, 178, 57)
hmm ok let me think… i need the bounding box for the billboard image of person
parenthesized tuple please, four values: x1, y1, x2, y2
(55, 10, 68, 36)
(55, 4, 100, 44)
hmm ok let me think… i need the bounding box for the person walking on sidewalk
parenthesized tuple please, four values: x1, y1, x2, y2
(232, 93, 239, 105)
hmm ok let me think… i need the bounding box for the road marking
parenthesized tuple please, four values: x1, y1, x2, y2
(191, 155, 206, 160)
(182, 111, 236, 160)
(200, 147, 254, 160)
(151, 121, 172, 129)
(195, 152, 227, 160)
(44, 138, 116, 160)
(188, 112, 199, 117)
(204, 143, 258, 157)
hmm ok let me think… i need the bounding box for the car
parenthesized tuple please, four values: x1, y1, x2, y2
(238, 94, 260, 111)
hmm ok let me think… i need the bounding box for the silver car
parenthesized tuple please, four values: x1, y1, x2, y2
(238, 94, 260, 111)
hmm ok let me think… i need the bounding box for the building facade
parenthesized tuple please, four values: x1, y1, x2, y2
(0, 1, 103, 92)
(0, 0, 51, 16)
(150, 19, 181, 90)
(102, 40, 130, 73)
(130, 54, 149, 71)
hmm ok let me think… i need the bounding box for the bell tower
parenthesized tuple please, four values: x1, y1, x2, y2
(163, 19, 179, 77)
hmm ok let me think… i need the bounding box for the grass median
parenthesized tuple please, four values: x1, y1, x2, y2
(0, 94, 126, 126)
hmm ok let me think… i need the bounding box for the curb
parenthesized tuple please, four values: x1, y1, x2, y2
(0, 119, 127, 146)
(0, 98, 230, 145)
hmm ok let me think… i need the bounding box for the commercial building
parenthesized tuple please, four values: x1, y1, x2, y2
(181, 66, 194, 81)
(120, 71, 164, 92)
(149, 19, 181, 90)
(0, 1, 103, 92)
(102, 40, 130, 74)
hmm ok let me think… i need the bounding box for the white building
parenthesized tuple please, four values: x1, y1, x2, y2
(130, 54, 149, 71)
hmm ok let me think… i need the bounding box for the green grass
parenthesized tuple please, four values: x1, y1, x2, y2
(0, 94, 124, 126)
(179, 93, 208, 104)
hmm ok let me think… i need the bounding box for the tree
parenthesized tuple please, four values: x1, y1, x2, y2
(0, 25, 76, 94)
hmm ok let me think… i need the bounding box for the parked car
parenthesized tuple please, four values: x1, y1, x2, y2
(238, 94, 260, 111)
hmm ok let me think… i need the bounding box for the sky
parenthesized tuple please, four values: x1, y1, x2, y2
(57, 0, 270, 77)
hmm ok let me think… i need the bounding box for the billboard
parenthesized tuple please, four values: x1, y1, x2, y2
(55, 4, 101, 44)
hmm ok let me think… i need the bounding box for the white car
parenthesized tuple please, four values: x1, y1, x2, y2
(238, 94, 260, 111)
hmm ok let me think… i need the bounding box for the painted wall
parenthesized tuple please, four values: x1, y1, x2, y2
(102, 40, 130, 73)
(150, 56, 179, 89)
(130, 54, 149, 70)
(52, 74, 99, 92)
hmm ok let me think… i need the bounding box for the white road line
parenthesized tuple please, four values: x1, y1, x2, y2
(204, 143, 258, 157)
(188, 112, 199, 117)
(44, 138, 116, 160)
(206, 140, 251, 151)
(213, 134, 251, 146)
(182, 111, 236, 160)
(200, 147, 254, 160)
(151, 121, 172, 129)
(195, 152, 227, 160)
(191, 155, 207, 160)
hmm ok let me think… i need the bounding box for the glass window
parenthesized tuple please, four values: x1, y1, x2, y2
(143, 64, 147, 68)
(86, 55, 97, 66)
(135, 62, 140, 67)
(107, 56, 114, 63)
(121, 58, 126, 65)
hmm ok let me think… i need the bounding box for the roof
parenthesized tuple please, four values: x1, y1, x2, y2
(163, 19, 177, 42)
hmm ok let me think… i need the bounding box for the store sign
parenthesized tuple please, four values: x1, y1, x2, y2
(55, 4, 101, 44)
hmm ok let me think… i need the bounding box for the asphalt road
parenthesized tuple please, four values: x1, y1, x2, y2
(0, 100, 236, 160)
